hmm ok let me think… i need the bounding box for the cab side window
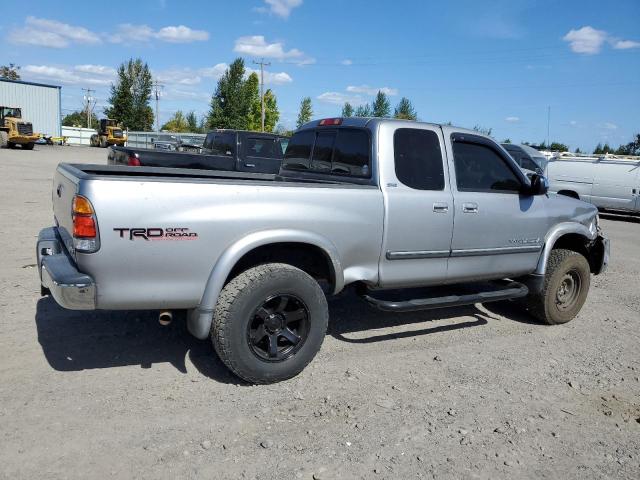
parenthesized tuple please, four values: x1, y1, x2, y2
(209, 133, 236, 156)
(394, 128, 444, 190)
(453, 141, 521, 193)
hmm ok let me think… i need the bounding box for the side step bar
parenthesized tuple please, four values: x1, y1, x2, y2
(360, 281, 528, 313)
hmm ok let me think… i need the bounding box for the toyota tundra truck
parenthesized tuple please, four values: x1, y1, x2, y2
(37, 117, 609, 384)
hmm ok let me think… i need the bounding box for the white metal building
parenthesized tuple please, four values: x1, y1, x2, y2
(0, 78, 62, 137)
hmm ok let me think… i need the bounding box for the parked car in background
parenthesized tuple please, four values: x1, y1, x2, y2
(152, 134, 181, 151)
(40, 117, 608, 384)
(502, 143, 548, 175)
(546, 155, 640, 213)
(179, 134, 205, 153)
(109, 130, 288, 174)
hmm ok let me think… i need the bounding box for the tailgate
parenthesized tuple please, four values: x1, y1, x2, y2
(52, 165, 80, 256)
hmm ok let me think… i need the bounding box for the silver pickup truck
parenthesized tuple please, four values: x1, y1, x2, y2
(37, 118, 609, 384)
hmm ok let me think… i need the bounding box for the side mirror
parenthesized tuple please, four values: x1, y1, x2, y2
(529, 173, 549, 195)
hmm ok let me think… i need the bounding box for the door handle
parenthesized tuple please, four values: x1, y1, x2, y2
(245, 163, 256, 168)
(463, 202, 479, 213)
(433, 202, 449, 213)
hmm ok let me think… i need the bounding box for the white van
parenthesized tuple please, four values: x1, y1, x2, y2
(546, 155, 640, 213)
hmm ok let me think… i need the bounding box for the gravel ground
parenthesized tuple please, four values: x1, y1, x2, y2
(1, 145, 638, 480)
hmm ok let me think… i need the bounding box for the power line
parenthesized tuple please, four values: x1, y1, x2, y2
(253, 58, 271, 132)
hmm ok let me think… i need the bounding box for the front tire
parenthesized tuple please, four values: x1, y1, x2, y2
(23, 142, 34, 150)
(524, 249, 591, 324)
(212, 263, 328, 384)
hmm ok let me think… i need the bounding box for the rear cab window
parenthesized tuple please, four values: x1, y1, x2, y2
(245, 136, 282, 159)
(282, 128, 371, 181)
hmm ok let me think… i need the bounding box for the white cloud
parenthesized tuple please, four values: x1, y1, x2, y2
(155, 25, 209, 43)
(263, 0, 303, 18)
(602, 122, 618, 130)
(341, 59, 353, 66)
(233, 35, 314, 65)
(563, 26, 640, 54)
(612, 39, 640, 50)
(22, 65, 112, 86)
(9, 16, 101, 48)
(74, 64, 116, 76)
(111, 23, 209, 44)
(569, 120, 577, 126)
(199, 64, 229, 79)
(246, 68, 293, 85)
(563, 26, 608, 54)
(346, 85, 398, 96)
(9, 17, 209, 47)
(155, 64, 229, 86)
(317, 92, 366, 106)
(505, 116, 520, 123)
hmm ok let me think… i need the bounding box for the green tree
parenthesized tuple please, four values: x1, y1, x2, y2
(296, 97, 313, 128)
(105, 58, 153, 131)
(593, 143, 603, 154)
(342, 102, 354, 118)
(354, 104, 372, 117)
(186, 111, 199, 132)
(372, 91, 391, 118)
(614, 133, 640, 156)
(161, 111, 190, 132)
(245, 72, 261, 131)
(245, 74, 280, 132)
(393, 97, 417, 120)
(207, 58, 253, 130)
(473, 125, 493, 136)
(549, 142, 568, 152)
(62, 110, 98, 128)
(502, 138, 512, 144)
(262, 89, 280, 132)
(575, 147, 582, 154)
(0, 63, 20, 80)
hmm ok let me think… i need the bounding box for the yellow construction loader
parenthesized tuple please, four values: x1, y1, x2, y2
(0, 106, 40, 150)
(90, 119, 127, 148)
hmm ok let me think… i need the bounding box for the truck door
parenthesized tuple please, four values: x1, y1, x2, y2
(378, 124, 454, 287)
(238, 134, 283, 174)
(591, 160, 639, 212)
(445, 132, 547, 281)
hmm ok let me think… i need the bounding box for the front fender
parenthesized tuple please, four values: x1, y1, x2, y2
(187, 229, 343, 339)
(535, 221, 596, 275)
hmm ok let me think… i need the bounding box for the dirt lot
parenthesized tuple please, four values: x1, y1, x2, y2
(0, 145, 638, 480)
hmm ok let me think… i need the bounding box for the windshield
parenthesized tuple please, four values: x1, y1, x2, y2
(2, 107, 21, 119)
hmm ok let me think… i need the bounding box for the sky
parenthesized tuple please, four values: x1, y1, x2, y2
(1, 0, 639, 151)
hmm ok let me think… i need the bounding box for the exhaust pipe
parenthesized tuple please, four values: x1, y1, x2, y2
(159, 310, 173, 326)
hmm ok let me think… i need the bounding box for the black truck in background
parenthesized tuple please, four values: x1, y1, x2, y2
(108, 130, 289, 174)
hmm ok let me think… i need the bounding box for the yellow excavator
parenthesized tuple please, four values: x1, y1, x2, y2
(0, 106, 40, 150)
(90, 119, 127, 148)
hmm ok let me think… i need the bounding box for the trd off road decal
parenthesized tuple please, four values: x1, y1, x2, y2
(114, 227, 198, 241)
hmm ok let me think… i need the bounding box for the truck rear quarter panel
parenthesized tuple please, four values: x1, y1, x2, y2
(77, 177, 384, 309)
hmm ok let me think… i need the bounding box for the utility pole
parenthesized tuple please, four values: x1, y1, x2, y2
(82, 88, 95, 129)
(152, 80, 164, 133)
(253, 58, 271, 132)
(547, 105, 551, 147)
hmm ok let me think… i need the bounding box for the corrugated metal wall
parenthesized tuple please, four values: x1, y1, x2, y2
(0, 79, 61, 137)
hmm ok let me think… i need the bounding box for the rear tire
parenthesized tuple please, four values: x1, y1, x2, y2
(8, 142, 16, 149)
(524, 249, 591, 325)
(99, 136, 107, 148)
(23, 142, 34, 150)
(212, 263, 328, 384)
(0, 131, 7, 148)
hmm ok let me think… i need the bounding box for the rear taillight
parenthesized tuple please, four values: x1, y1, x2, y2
(72, 195, 99, 252)
(128, 154, 141, 166)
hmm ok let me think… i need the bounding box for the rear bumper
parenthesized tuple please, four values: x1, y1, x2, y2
(37, 227, 96, 310)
